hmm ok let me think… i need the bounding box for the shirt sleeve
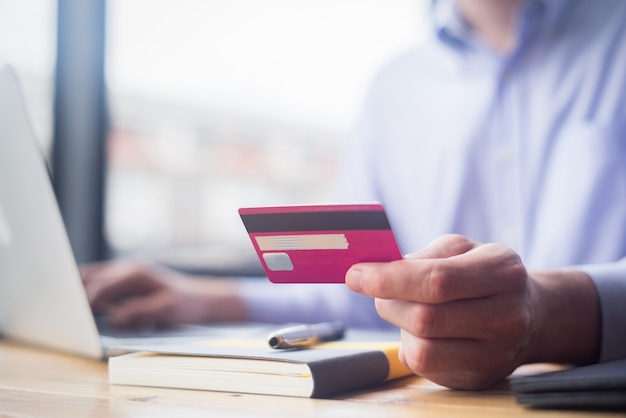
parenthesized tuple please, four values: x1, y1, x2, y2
(577, 257, 626, 362)
(236, 278, 393, 329)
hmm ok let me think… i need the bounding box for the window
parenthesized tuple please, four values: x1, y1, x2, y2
(105, 0, 428, 270)
(0, 0, 57, 156)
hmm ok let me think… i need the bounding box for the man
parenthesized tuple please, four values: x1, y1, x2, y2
(336, 0, 626, 388)
(83, 0, 626, 389)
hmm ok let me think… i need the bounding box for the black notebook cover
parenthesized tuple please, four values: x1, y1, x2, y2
(510, 359, 626, 409)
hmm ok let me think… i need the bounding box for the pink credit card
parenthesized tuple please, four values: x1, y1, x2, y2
(238, 203, 403, 284)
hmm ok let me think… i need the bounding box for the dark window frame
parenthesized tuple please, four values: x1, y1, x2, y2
(52, 0, 109, 263)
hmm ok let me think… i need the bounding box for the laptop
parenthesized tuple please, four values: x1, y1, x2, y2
(0, 63, 270, 359)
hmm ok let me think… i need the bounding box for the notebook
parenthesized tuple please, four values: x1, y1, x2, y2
(108, 329, 410, 398)
(0, 63, 270, 359)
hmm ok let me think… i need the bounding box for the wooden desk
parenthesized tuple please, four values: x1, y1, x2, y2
(0, 340, 621, 418)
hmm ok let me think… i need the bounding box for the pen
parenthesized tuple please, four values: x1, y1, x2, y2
(268, 321, 346, 349)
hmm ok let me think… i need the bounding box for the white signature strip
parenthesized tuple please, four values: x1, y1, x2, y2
(255, 234, 349, 250)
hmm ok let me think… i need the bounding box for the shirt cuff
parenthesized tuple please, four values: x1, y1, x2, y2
(577, 258, 626, 362)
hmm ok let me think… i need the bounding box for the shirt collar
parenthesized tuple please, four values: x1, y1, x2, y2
(432, 0, 572, 50)
(432, 0, 472, 48)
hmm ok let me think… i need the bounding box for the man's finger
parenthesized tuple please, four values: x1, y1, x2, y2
(375, 296, 530, 341)
(108, 291, 175, 328)
(347, 242, 527, 303)
(84, 263, 163, 309)
(404, 234, 478, 260)
(79, 261, 114, 283)
(398, 332, 518, 390)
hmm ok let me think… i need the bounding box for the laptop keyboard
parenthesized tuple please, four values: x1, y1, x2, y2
(95, 316, 218, 339)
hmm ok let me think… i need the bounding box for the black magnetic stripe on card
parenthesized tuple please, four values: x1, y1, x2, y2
(240, 210, 392, 233)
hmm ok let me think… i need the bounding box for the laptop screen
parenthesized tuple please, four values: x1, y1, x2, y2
(0, 64, 104, 359)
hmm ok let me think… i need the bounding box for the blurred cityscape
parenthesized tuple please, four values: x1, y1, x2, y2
(106, 93, 342, 259)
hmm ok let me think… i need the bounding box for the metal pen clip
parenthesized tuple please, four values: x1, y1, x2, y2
(267, 320, 346, 349)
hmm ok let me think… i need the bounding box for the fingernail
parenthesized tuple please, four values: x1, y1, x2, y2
(346, 268, 363, 293)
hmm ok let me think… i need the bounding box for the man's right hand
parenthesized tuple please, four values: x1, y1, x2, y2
(345, 234, 601, 390)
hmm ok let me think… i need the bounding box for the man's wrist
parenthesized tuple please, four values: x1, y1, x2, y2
(522, 270, 600, 366)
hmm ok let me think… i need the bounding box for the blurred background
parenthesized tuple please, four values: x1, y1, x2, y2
(0, 0, 428, 274)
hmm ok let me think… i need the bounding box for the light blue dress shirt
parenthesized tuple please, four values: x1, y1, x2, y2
(240, 0, 626, 362)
